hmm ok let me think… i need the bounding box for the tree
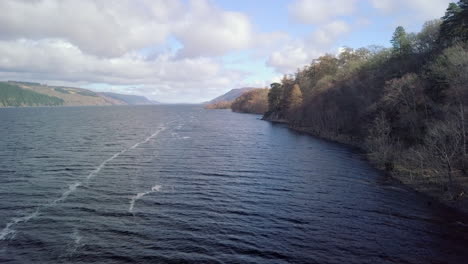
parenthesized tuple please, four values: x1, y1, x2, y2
(381, 73, 428, 144)
(429, 44, 468, 157)
(268, 82, 283, 112)
(415, 19, 442, 53)
(440, 2, 464, 45)
(231, 88, 269, 114)
(391, 26, 412, 55)
(424, 118, 465, 195)
(288, 84, 303, 110)
(366, 113, 394, 169)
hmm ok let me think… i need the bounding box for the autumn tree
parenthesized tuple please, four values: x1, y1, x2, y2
(288, 84, 303, 110)
(231, 88, 269, 114)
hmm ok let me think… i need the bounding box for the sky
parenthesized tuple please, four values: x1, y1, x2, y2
(0, 0, 453, 103)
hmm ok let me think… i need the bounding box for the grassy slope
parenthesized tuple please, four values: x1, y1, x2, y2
(5, 82, 127, 106)
(0, 82, 64, 107)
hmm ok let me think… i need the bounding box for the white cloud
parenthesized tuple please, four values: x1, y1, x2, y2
(267, 41, 322, 73)
(0, 0, 255, 58)
(310, 20, 351, 46)
(0, 0, 179, 57)
(369, 0, 395, 13)
(174, 0, 253, 57)
(0, 0, 263, 102)
(0, 39, 245, 102)
(370, 0, 452, 23)
(266, 20, 350, 73)
(289, 0, 358, 24)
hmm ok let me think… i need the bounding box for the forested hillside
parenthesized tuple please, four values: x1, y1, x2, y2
(0, 81, 155, 107)
(99, 92, 155, 105)
(204, 88, 257, 109)
(0, 82, 63, 106)
(231, 88, 269, 114)
(263, 1, 468, 202)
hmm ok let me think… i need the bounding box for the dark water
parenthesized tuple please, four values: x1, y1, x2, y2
(0, 105, 467, 264)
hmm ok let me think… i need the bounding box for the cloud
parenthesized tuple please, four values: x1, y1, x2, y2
(0, 0, 180, 57)
(369, 0, 395, 13)
(310, 20, 351, 46)
(369, 0, 452, 23)
(0, 0, 262, 102)
(266, 20, 350, 73)
(0, 38, 245, 102)
(174, 0, 253, 57)
(289, 0, 358, 24)
(0, 0, 255, 58)
(266, 40, 322, 73)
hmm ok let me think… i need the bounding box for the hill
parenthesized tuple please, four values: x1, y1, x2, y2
(206, 88, 256, 104)
(0, 82, 64, 107)
(231, 88, 269, 114)
(99, 92, 156, 105)
(1, 81, 158, 107)
(4, 81, 126, 106)
(205, 87, 258, 109)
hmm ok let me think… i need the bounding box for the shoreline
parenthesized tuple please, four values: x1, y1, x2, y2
(262, 115, 468, 216)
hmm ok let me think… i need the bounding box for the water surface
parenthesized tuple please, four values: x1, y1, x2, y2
(0, 105, 467, 263)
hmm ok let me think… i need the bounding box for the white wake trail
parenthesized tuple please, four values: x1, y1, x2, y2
(129, 127, 165, 150)
(129, 185, 162, 213)
(0, 182, 80, 240)
(68, 228, 82, 255)
(86, 126, 166, 181)
(0, 125, 168, 241)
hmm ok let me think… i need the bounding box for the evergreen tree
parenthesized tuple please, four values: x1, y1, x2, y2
(391, 26, 412, 55)
(268, 82, 283, 112)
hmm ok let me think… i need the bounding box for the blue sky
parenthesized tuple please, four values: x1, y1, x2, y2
(0, 0, 453, 102)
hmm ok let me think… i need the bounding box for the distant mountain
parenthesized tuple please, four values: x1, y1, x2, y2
(0, 81, 157, 107)
(99, 92, 156, 105)
(205, 87, 257, 107)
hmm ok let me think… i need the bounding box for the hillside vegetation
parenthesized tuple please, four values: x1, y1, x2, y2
(0, 82, 63, 106)
(99, 92, 156, 105)
(231, 88, 269, 114)
(204, 88, 257, 109)
(263, 1, 468, 203)
(0, 81, 157, 107)
(204, 101, 232, 109)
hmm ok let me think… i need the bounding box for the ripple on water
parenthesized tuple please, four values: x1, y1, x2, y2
(0, 106, 468, 264)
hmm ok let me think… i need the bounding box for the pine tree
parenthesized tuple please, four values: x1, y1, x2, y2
(391, 26, 411, 55)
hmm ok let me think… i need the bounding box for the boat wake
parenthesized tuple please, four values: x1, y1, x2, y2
(129, 185, 162, 213)
(0, 125, 169, 241)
